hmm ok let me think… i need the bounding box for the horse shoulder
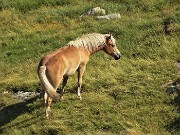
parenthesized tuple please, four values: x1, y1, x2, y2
(79, 48, 90, 65)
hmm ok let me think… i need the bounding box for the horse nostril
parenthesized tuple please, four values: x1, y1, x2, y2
(117, 53, 121, 58)
(114, 53, 121, 60)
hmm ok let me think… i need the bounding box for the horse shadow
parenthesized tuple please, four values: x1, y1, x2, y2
(0, 95, 40, 132)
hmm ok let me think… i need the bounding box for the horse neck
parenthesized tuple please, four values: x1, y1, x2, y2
(89, 45, 104, 55)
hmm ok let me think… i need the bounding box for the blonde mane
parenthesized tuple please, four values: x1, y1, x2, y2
(67, 33, 115, 52)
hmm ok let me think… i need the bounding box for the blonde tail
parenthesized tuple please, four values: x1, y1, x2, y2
(39, 66, 60, 101)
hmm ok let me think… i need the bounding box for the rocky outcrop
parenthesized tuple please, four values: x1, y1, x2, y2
(81, 7, 121, 20)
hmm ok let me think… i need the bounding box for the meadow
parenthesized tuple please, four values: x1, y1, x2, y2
(0, 0, 180, 134)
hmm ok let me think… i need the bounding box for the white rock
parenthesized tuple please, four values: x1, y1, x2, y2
(80, 7, 106, 17)
(176, 63, 180, 70)
(87, 7, 106, 15)
(97, 13, 121, 20)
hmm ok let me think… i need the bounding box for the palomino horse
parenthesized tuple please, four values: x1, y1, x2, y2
(38, 33, 121, 117)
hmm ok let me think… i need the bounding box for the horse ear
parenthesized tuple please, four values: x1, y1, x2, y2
(106, 32, 111, 40)
(109, 32, 112, 39)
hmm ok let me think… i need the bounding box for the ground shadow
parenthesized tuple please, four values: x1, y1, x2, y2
(165, 79, 180, 133)
(165, 95, 180, 131)
(0, 95, 39, 131)
(57, 85, 87, 95)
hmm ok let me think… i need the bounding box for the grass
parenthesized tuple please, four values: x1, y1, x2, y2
(0, 0, 180, 134)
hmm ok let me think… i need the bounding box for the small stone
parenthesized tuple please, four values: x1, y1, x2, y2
(3, 91, 9, 94)
(176, 63, 180, 70)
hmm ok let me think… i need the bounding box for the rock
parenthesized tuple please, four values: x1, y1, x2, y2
(176, 63, 180, 70)
(86, 7, 106, 16)
(166, 85, 180, 95)
(3, 91, 9, 94)
(13, 91, 40, 101)
(80, 7, 121, 20)
(80, 7, 106, 18)
(97, 13, 121, 20)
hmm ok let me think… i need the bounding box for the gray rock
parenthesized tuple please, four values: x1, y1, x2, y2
(87, 7, 106, 16)
(80, 7, 121, 20)
(97, 13, 121, 20)
(13, 91, 40, 101)
(166, 85, 180, 95)
(176, 62, 180, 70)
(81, 7, 106, 17)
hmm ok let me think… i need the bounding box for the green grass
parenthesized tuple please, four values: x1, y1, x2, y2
(0, 0, 180, 134)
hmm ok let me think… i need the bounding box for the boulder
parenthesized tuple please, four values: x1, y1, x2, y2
(86, 7, 106, 16)
(97, 13, 121, 20)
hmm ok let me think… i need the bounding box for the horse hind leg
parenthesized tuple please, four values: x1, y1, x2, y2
(43, 84, 58, 118)
(44, 92, 47, 104)
(43, 92, 51, 118)
(45, 95, 53, 118)
(44, 80, 62, 118)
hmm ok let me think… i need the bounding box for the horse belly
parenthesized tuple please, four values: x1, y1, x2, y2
(65, 69, 77, 76)
(63, 57, 80, 76)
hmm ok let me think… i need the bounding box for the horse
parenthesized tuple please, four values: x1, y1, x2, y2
(38, 33, 121, 117)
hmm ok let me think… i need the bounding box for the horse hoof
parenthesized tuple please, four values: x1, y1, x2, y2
(78, 96, 82, 100)
(60, 96, 64, 100)
(44, 115, 49, 119)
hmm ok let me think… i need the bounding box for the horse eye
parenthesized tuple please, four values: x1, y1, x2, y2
(111, 44, 115, 47)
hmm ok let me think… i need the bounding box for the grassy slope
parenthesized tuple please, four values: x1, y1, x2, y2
(0, 0, 180, 134)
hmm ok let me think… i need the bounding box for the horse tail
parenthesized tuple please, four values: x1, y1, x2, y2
(39, 66, 60, 101)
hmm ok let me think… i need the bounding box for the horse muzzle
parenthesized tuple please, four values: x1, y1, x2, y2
(113, 52, 121, 60)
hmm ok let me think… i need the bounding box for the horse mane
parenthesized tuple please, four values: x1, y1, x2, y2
(67, 33, 115, 52)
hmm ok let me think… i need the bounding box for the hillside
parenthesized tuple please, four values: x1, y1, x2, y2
(0, 0, 180, 134)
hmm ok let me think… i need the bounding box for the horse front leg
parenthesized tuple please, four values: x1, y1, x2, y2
(60, 76, 69, 99)
(77, 66, 86, 100)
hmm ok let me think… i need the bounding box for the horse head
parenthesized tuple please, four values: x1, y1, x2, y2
(103, 34, 121, 60)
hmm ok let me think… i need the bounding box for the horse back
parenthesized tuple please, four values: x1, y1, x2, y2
(38, 46, 90, 87)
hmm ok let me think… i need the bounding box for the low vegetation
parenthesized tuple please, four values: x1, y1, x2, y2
(0, 0, 180, 134)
